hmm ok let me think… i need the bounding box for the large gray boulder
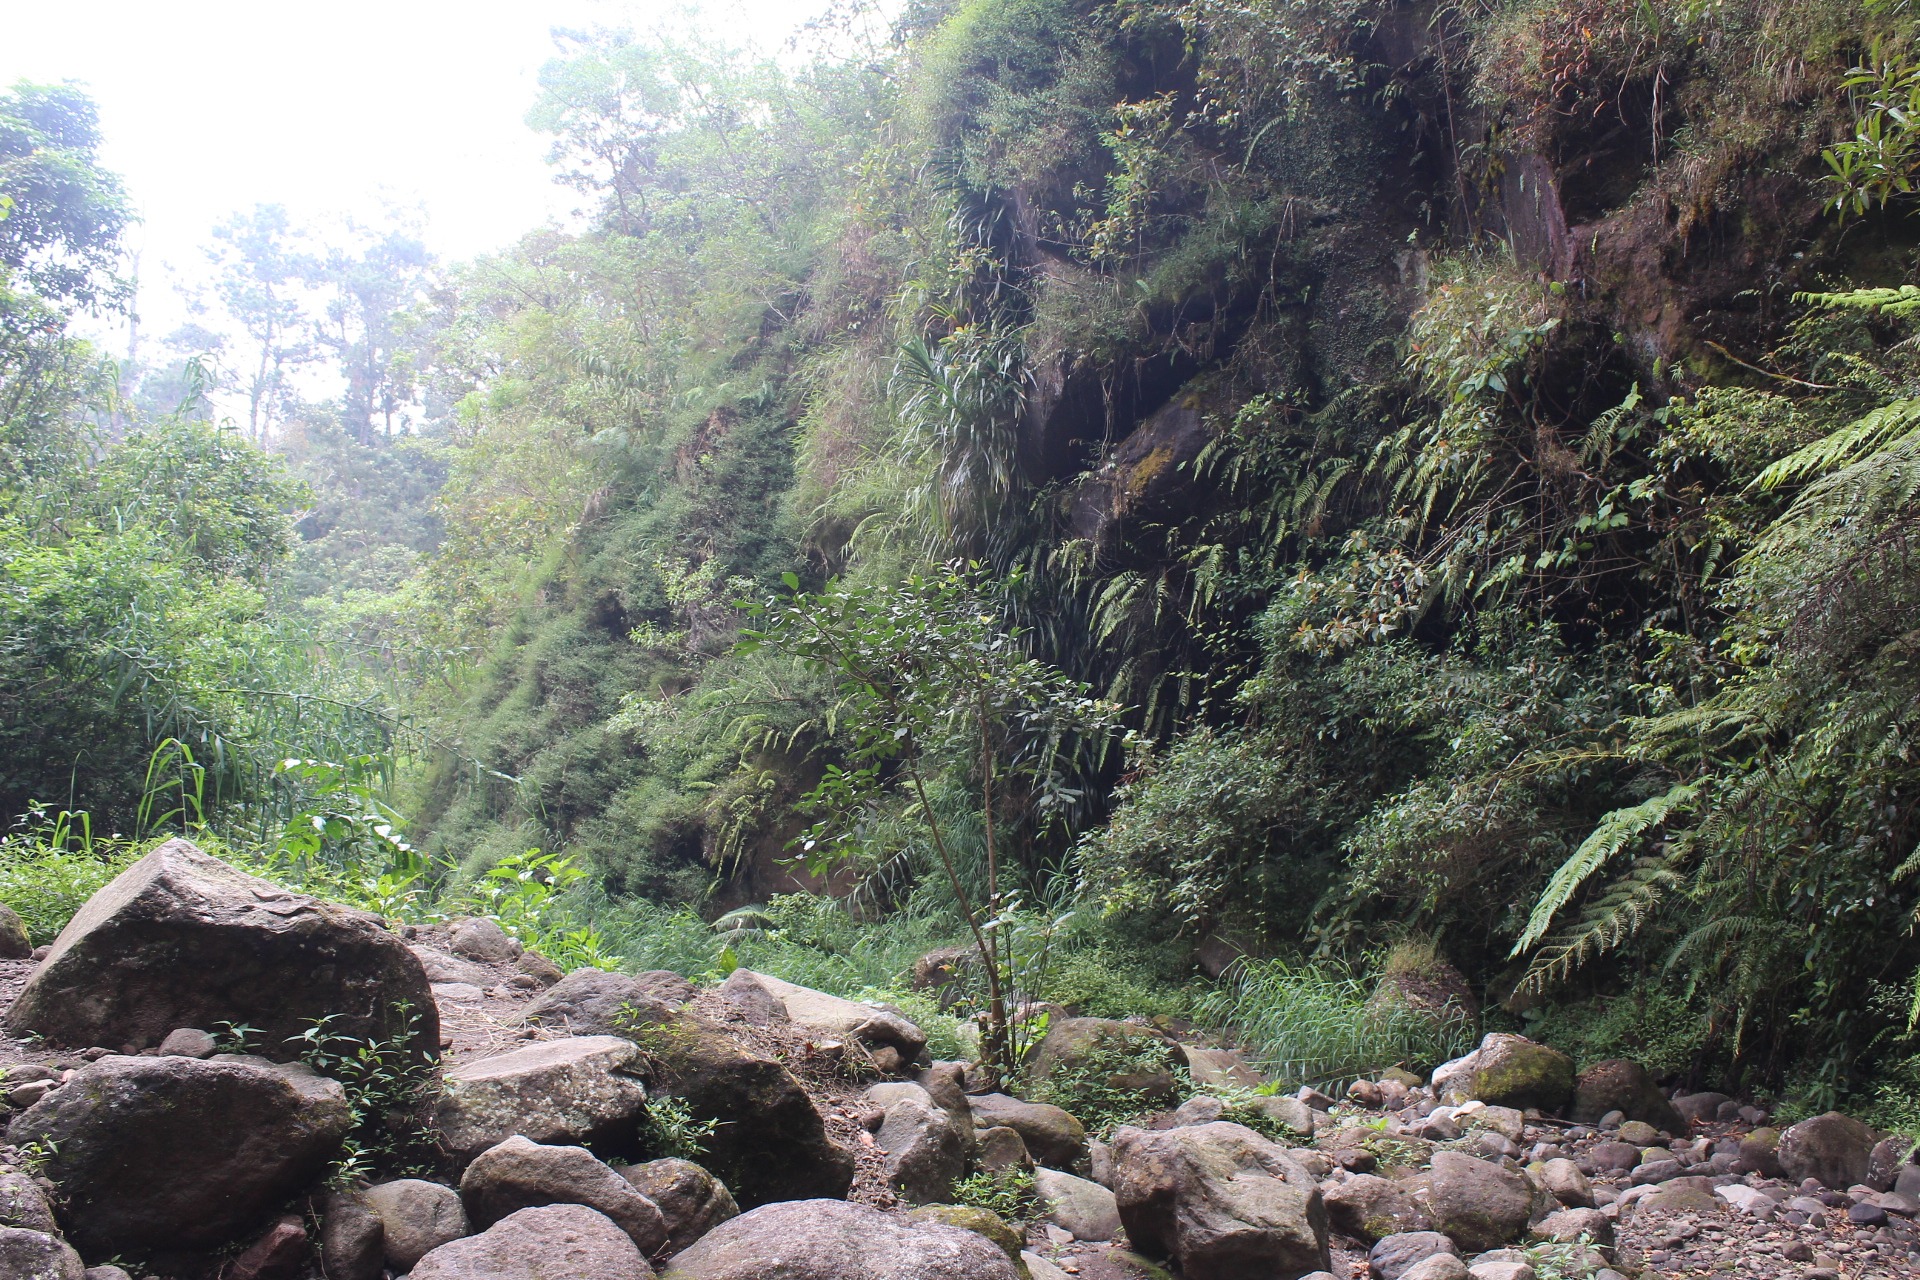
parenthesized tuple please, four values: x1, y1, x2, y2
(1569, 1059, 1684, 1132)
(5, 839, 436, 1060)
(720, 970, 927, 1064)
(867, 1081, 972, 1203)
(619, 1159, 739, 1255)
(661, 1199, 1020, 1280)
(968, 1093, 1089, 1170)
(1110, 1121, 1331, 1280)
(434, 1035, 651, 1161)
(360, 1179, 469, 1270)
(1429, 1034, 1574, 1113)
(1323, 1173, 1434, 1243)
(460, 1136, 667, 1253)
(0, 903, 30, 957)
(617, 1005, 855, 1207)
(1778, 1111, 1879, 1190)
(1411, 1152, 1535, 1253)
(1368, 1232, 1459, 1280)
(526, 971, 673, 1037)
(319, 1191, 385, 1280)
(0, 1228, 84, 1280)
(0, 1168, 57, 1233)
(8, 1053, 349, 1256)
(411, 1204, 652, 1280)
(1033, 1167, 1121, 1241)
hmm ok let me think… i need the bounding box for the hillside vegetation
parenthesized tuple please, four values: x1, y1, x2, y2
(11, 0, 1920, 1123)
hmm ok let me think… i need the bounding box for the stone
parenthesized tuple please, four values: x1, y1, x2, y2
(717, 968, 789, 1025)
(85, 1269, 132, 1280)
(1737, 1126, 1782, 1177)
(0, 904, 30, 959)
(911, 946, 976, 1003)
(157, 1027, 217, 1058)
(1671, 1092, 1732, 1125)
(362, 1178, 470, 1270)
(1398, 1256, 1468, 1280)
(460, 1135, 668, 1252)
(621, 1005, 856, 1207)
(1369, 1233, 1460, 1280)
(1324, 1173, 1435, 1243)
(0, 1168, 57, 1232)
(903, 1205, 1025, 1267)
(1170, 1095, 1226, 1127)
(1867, 1135, 1915, 1191)
(7, 1053, 349, 1256)
(411, 1204, 652, 1280)
(661, 1198, 1020, 1279)
(745, 970, 928, 1060)
(518, 949, 565, 986)
(868, 1081, 972, 1203)
(1534, 1206, 1612, 1246)
(1631, 1182, 1720, 1214)
(975, 1126, 1032, 1172)
(1034, 1167, 1121, 1241)
(1429, 1034, 1574, 1114)
(434, 982, 485, 1004)
(0, 1228, 84, 1280)
(228, 1216, 308, 1280)
(526, 970, 672, 1037)
(635, 970, 697, 1005)
(1028, 1018, 1186, 1103)
(1569, 1060, 1684, 1132)
(319, 1191, 385, 1280)
(1614, 1119, 1661, 1146)
(434, 1035, 651, 1160)
(1186, 1046, 1265, 1091)
(1412, 1152, 1534, 1253)
(1246, 1094, 1316, 1138)
(413, 945, 492, 985)
(1536, 1158, 1590, 1207)
(1110, 1121, 1330, 1280)
(1714, 1183, 1775, 1215)
(1465, 1263, 1532, 1280)
(968, 1093, 1089, 1170)
(618, 1158, 739, 1255)
(449, 916, 520, 963)
(5, 839, 436, 1060)
(1471, 1105, 1526, 1142)
(1778, 1111, 1878, 1189)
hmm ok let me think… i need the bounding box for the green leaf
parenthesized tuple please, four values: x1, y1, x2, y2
(1511, 782, 1697, 957)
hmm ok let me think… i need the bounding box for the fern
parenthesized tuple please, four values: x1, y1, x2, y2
(1518, 854, 1681, 993)
(1512, 781, 1697, 956)
(1753, 399, 1920, 491)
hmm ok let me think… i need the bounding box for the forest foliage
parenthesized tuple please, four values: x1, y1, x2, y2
(13, 0, 1920, 1114)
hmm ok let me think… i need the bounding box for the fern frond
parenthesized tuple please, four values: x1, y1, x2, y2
(1512, 782, 1697, 956)
(1754, 399, 1920, 491)
(1516, 855, 1680, 993)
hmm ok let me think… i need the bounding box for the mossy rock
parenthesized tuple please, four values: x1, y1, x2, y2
(904, 1205, 1029, 1277)
(1431, 1033, 1575, 1114)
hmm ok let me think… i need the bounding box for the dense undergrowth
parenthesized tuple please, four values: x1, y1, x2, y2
(15, 0, 1920, 1126)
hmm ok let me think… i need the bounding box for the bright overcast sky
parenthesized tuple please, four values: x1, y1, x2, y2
(1, 0, 840, 350)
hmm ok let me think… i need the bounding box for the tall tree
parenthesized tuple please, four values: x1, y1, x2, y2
(206, 204, 313, 443)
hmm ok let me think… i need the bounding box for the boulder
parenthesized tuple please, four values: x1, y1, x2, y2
(8, 1053, 349, 1256)
(361, 1178, 469, 1270)
(1777, 1111, 1879, 1189)
(526, 971, 673, 1037)
(1412, 1152, 1535, 1253)
(1028, 1018, 1186, 1102)
(911, 947, 976, 1006)
(1185, 1047, 1265, 1091)
(1534, 1206, 1612, 1247)
(1737, 1126, 1783, 1177)
(5, 840, 436, 1059)
(413, 946, 491, 985)
(1869, 1135, 1918, 1191)
(976, 1126, 1033, 1173)
(1535, 1158, 1591, 1208)
(460, 1136, 667, 1253)
(0, 1167, 57, 1233)
(0, 903, 30, 958)
(619, 1159, 739, 1255)
(1110, 1121, 1330, 1280)
(411, 1204, 652, 1280)
(1614, 1119, 1660, 1146)
(622, 1006, 855, 1206)
(319, 1191, 385, 1280)
(228, 1216, 308, 1280)
(1429, 1035, 1573, 1114)
(867, 1081, 972, 1203)
(434, 1035, 651, 1161)
(449, 917, 520, 963)
(968, 1093, 1088, 1170)
(518, 950, 565, 986)
(1323, 1174, 1434, 1243)
(723, 970, 927, 1061)
(1671, 1092, 1732, 1126)
(1368, 1232, 1459, 1280)
(1033, 1167, 1121, 1241)
(661, 1199, 1019, 1280)
(717, 969, 789, 1025)
(0, 1228, 84, 1280)
(635, 971, 698, 1005)
(157, 1027, 217, 1058)
(1569, 1060, 1683, 1132)
(902, 1205, 1025, 1268)
(1399, 1259, 1468, 1280)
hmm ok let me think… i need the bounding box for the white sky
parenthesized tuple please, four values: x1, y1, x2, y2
(0, 0, 840, 356)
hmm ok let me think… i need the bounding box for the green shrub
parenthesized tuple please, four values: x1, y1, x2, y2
(1028, 1036, 1192, 1136)
(0, 809, 139, 943)
(950, 1166, 1040, 1225)
(1523, 989, 1709, 1077)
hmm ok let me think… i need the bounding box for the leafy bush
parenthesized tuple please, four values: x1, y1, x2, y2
(284, 1003, 440, 1183)
(1199, 958, 1474, 1091)
(637, 1093, 718, 1161)
(950, 1166, 1040, 1225)
(1027, 1037, 1193, 1136)
(0, 807, 138, 943)
(1523, 990, 1710, 1077)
